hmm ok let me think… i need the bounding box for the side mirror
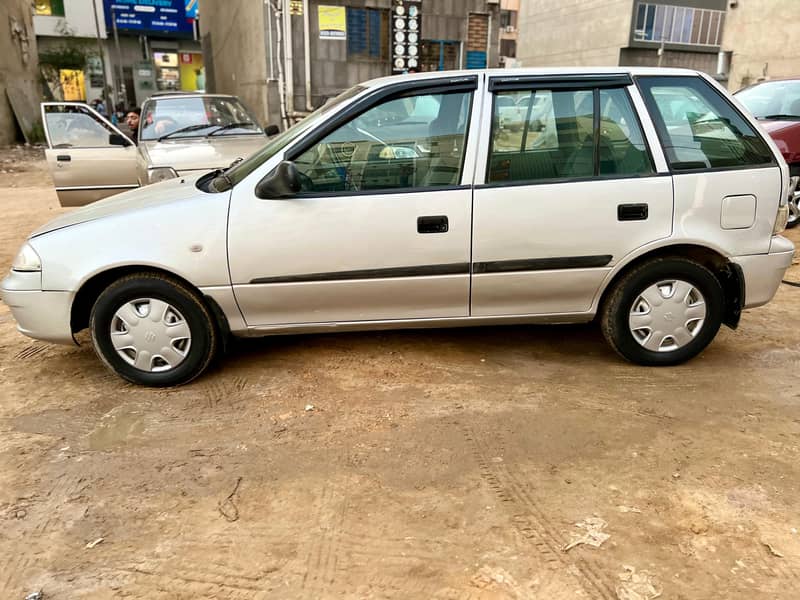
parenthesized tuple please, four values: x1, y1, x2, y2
(109, 133, 129, 146)
(264, 124, 280, 137)
(255, 160, 301, 199)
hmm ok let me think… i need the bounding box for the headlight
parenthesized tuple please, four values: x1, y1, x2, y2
(11, 243, 42, 272)
(147, 167, 178, 184)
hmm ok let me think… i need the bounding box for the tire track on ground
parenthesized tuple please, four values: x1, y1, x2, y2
(459, 421, 617, 600)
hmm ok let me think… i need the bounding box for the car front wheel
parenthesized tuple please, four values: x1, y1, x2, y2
(601, 258, 724, 366)
(90, 273, 218, 386)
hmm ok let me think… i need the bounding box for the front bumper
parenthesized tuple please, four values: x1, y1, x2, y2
(732, 236, 795, 309)
(1, 270, 74, 344)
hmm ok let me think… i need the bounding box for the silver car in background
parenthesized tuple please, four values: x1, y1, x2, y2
(41, 94, 270, 206)
(3, 68, 794, 386)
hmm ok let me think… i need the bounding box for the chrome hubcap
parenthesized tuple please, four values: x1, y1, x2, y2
(110, 298, 191, 372)
(628, 280, 706, 353)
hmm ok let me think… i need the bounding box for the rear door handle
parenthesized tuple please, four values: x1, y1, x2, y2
(56, 155, 71, 162)
(417, 215, 449, 234)
(618, 203, 648, 221)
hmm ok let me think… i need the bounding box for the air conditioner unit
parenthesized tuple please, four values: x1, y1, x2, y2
(504, 25, 516, 33)
(487, 0, 500, 4)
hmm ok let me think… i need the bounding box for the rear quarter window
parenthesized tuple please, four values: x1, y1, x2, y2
(636, 76, 775, 171)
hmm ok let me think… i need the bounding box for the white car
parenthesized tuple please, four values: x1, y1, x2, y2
(2, 68, 794, 386)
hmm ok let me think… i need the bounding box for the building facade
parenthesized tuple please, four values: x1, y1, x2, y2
(499, 0, 519, 66)
(720, 0, 800, 91)
(33, 0, 203, 110)
(517, 0, 728, 79)
(200, 0, 503, 129)
(0, 0, 41, 144)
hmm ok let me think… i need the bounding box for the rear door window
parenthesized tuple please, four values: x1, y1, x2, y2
(637, 76, 774, 171)
(487, 87, 653, 183)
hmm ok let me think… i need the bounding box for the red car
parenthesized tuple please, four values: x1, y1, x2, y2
(735, 79, 800, 227)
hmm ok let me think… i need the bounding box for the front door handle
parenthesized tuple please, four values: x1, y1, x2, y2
(56, 154, 71, 162)
(417, 215, 449, 234)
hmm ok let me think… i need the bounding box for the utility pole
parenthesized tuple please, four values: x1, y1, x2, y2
(111, 6, 124, 108)
(91, 0, 114, 112)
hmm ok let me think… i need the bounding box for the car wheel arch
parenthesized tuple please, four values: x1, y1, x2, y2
(70, 266, 231, 342)
(594, 243, 744, 330)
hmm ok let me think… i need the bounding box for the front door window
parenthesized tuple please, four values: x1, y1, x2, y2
(293, 90, 473, 192)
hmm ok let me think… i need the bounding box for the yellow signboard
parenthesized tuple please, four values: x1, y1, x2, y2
(289, 0, 303, 15)
(60, 69, 86, 101)
(318, 5, 346, 40)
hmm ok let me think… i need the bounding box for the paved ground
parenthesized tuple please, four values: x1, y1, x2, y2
(2, 148, 800, 599)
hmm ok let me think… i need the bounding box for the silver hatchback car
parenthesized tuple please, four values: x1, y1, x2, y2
(3, 68, 795, 386)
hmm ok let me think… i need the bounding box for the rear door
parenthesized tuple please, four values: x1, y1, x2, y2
(471, 74, 673, 317)
(42, 102, 138, 207)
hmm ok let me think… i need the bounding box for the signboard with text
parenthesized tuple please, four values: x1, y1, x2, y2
(318, 5, 346, 40)
(104, 0, 193, 35)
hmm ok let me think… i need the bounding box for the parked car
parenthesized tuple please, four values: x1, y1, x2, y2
(3, 68, 794, 386)
(735, 79, 800, 227)
(41, 93, 275, 207)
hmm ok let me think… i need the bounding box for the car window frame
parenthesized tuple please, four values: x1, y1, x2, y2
(480, 81, 657, 188)
(41, 101, 135, 150)
(635, 74, 778, 175)
(280, 75, 480, 198)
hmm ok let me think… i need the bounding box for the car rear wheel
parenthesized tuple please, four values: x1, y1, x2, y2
(787, 191, 800, 228)
(90, 273, 218, 386)
(601, 258, 724, 366)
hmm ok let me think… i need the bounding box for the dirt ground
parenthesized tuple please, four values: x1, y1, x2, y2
(2, 147, 800, 600)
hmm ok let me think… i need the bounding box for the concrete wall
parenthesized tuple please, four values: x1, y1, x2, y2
(721, 0, 800, 91)
(0, 0, 41, 144)
(33, 0, 107, 38)
(199, 0, 271, 125)
(517, 0, 634, 67)
(619, 47, 718, 74)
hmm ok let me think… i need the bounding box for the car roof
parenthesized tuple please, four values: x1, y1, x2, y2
(147, 92, 240, 101)
(360, 66, 706, 89)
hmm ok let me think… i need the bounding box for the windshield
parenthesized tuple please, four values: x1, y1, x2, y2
(140, 96, 262, 141)
(736, 81, 800, 120)
(223, 85, 367, 186)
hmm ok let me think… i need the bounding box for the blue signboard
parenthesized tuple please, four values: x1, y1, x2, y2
(104, 0, 193, 35)
(185, 0, 198, 19)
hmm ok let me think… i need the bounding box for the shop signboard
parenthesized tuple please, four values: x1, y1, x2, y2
(104, 0, 193, 35)
(318, 5, 346, 40)
(391, 0, 422, 73)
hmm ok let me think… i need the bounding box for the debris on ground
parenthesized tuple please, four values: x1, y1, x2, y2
(563, 517, 610, 552)
(469, 565, 522, 595)
(85, 537, 104, 549)
(616, 565, 662, 600)
(762, 541, 784, 558)
(218, 476, 243, 522)
(24, 591, 43, 600)
(304, 404, 315, 412)
(617, 505, 642, 514)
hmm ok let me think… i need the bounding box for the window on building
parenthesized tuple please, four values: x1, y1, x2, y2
(500, 39, 516, 58)
(346, 8, 390, 61)
(35, 0, 65, 16)
(293, 90, 473, 192)
(487, 87, 654, 183)
(637, 76, 774, 171)
(633, 3, 724, 46)
(499, 10, 517, 29)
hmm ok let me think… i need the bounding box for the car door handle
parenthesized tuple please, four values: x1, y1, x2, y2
(56, 155, 71, 162)
(417, 215, 449, 234)
(618, 203, 648, 221)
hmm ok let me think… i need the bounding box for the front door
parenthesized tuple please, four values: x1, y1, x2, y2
(42, 102, 138, 207)
(228, 79, 478, 326)
(471, 76, 674, 316)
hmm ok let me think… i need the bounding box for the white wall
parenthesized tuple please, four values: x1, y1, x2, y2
(33, 0, 107, 39)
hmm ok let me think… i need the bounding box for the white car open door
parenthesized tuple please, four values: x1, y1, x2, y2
(41, 102, 138, 207)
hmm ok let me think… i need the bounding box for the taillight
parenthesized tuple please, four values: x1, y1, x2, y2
(774, 176, 798, 234)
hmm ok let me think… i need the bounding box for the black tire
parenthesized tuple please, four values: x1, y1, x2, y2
(600, 258, 724, 366)
(90, 273, 218, 386)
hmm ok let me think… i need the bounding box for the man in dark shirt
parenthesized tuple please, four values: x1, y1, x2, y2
(125, 108, 141, 144)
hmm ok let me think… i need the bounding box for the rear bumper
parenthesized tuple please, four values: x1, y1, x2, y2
(732, 236, 795, 309)
(1, 271, 74, 344)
